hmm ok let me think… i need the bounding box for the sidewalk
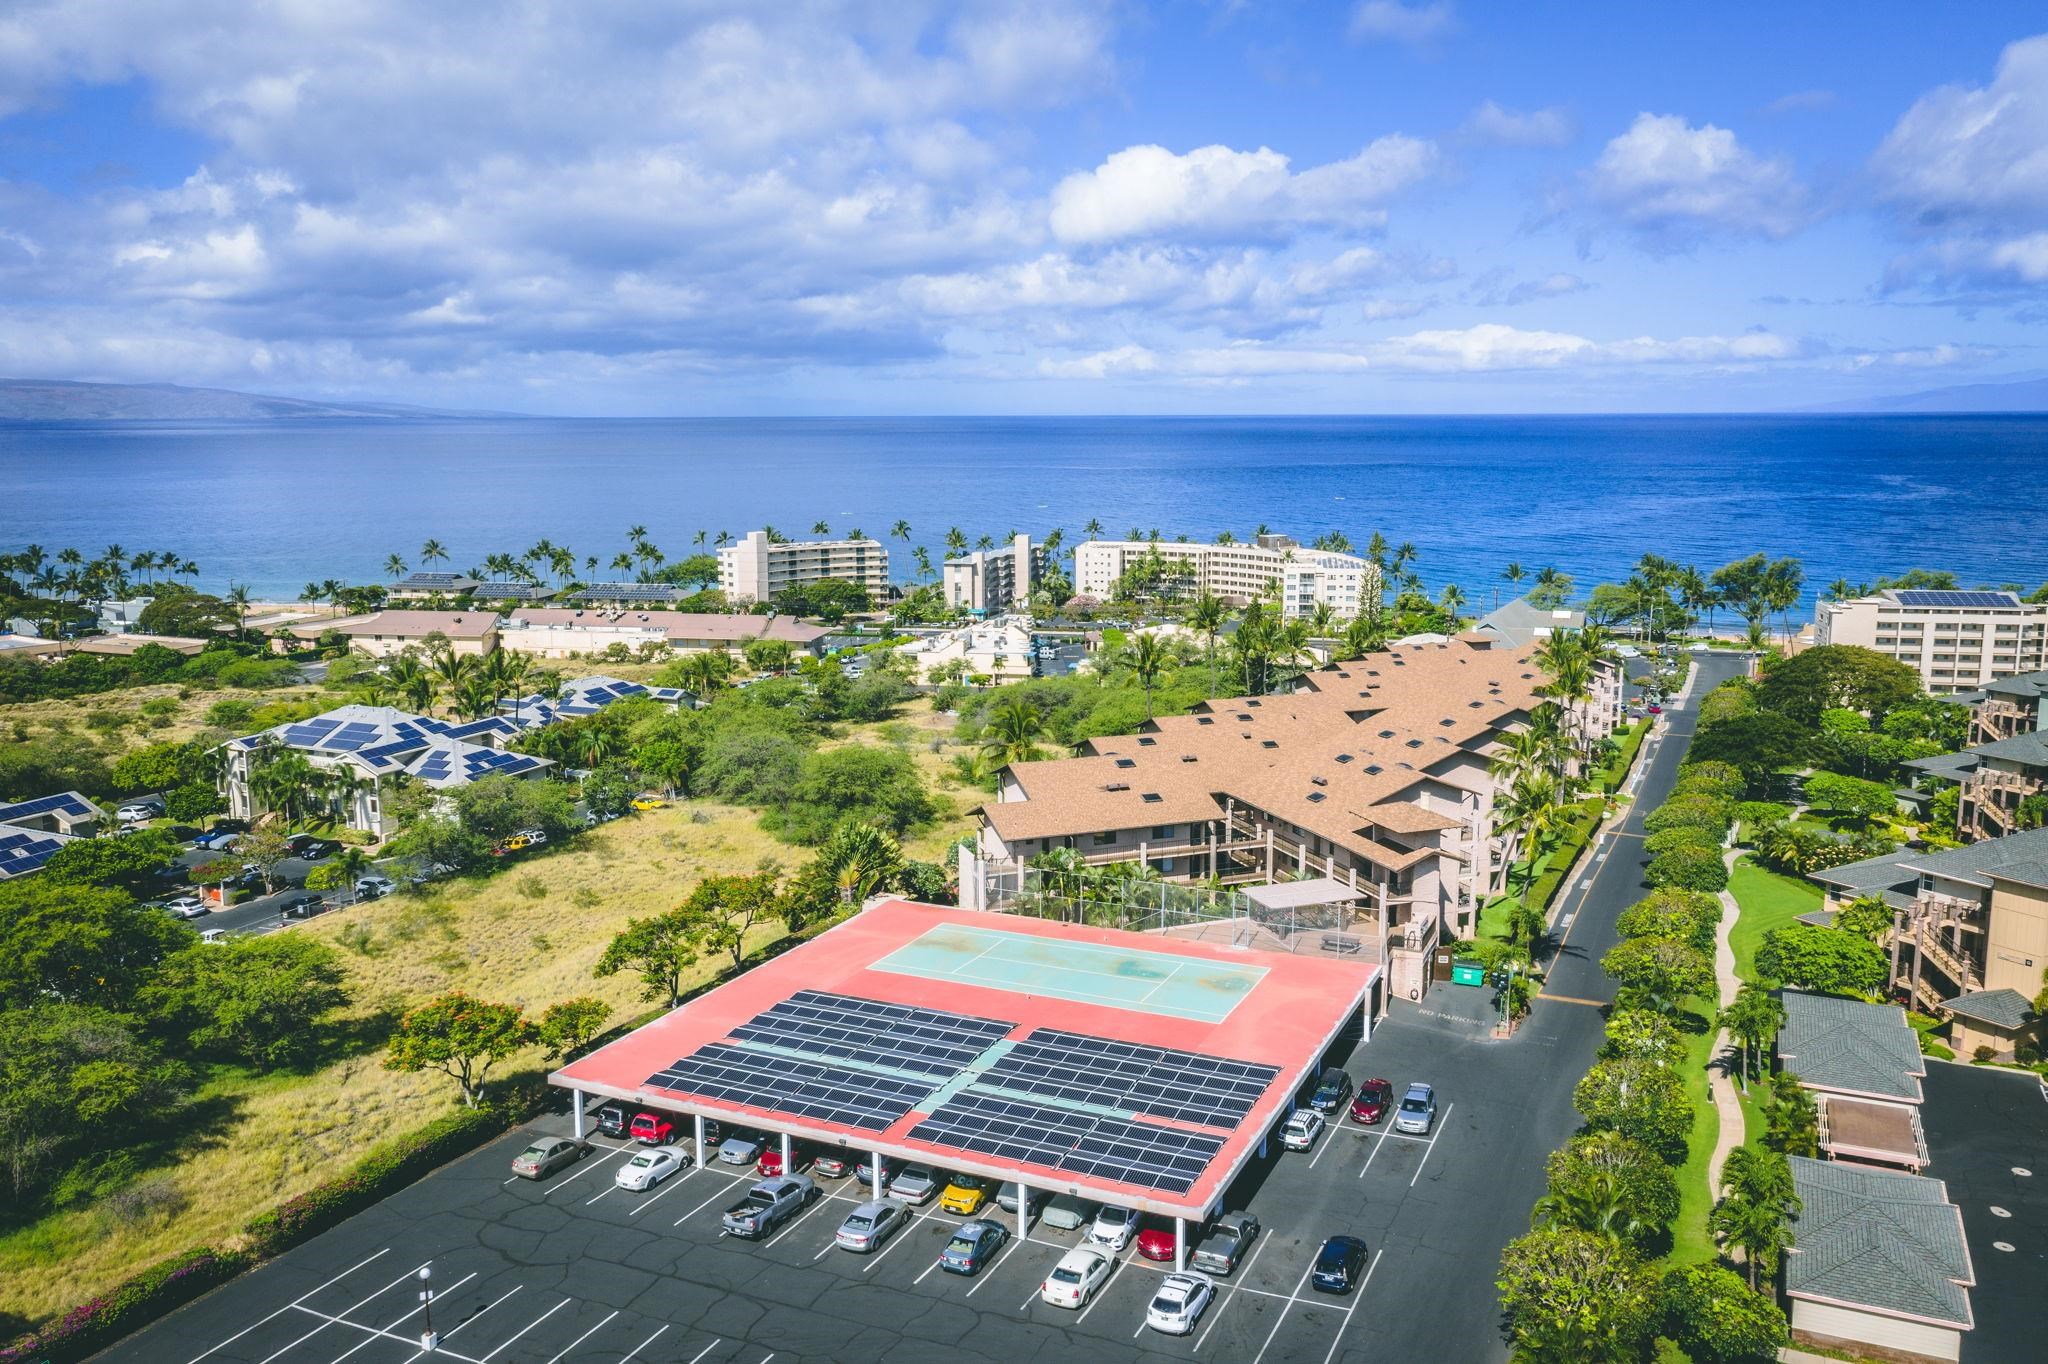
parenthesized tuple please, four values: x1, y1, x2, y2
(1705, 845, 1745, 1199)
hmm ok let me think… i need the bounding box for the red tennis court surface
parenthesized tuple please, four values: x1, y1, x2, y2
(552, 900, 1378, 1219)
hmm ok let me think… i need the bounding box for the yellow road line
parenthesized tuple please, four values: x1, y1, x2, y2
(1537, 993, 1608, 1008)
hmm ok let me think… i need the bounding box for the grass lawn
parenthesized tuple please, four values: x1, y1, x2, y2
(0, 780, 976, 1326)
(1667, 1005, 1722, 1265)
(1479, 797, 1609, 943)
(1725, 855, 1822, 981)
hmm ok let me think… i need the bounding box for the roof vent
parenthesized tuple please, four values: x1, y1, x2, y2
(1234, 713, 1252, 721)
(1406, 738, 1423, 748)
(1439, 718, 1455, 727)
(1379, 729, 1395, 738)
(1246, 699, 1262, 708)
(1141, 792, 1163, 804)
(1103, 782, 1129, 792)
(1181, 754, 1198, 763)
(1196, 716, 1215, 726)
(1114, 758, 1136, 769)
(1364, 763, 1383, 774)
(1311, 775, 1328, 786)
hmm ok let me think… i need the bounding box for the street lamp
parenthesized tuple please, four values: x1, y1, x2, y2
(418, 1265, 438, 1353)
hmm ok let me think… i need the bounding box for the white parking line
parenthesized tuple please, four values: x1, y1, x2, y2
(186, 1247, 391, 1363)
(389, 1285, 524, 1364)
(1319, 1250, 1381, 1364)
(1306, 1121, 1338, 1170)
(542, 1145, 634, 1196)
(624, 1326, 676, 1362)
(962, 1235, 1023, 1296)
(284, 1304, 484, 1364)
(1409, 1103, 1454, 1188)
(1073, 1256, 1126, 1324)
(626, 1162, 706, 1216)
(759, 1192, 834, 1248)
(1192, 1235, 1272, 1352)
(258, 1262, 431, 1364)
(677, 1176, 745, 1227)
(859, 1223, 921, 1274)
(539, 1309, 617, 1364)
(478, 1298, 571, 1361)
(1249, 1261, 1317, 1364)
(1356, 1130, 1391, 1179)
(327, 1271, 477, 1364)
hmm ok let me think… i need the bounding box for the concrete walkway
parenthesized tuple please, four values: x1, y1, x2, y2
(1705, 846, 1746, 1199)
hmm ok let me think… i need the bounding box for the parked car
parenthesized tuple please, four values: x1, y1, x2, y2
(1311, 1235, 1370, 1293)
(938, 1218, 1009, 1275)
(1281, 1108, 1325, 1151)
(510, 1136, 590, 1180)
(160, 895, 208, 919)
(1350, 1078, 1394, 1126)
(853, 1154, 901, 1186)
(491, 834, 533, 857)
(834, 1198, 909, 1253)
(193, 830, 242, 851)
(723, 1175, 819, 1237)
(354, 874, 396, 899)
(757, 1140, 814, 1177)
(1087, 1203, 1139, 1252)
(116, 801, 161, 823)
(593, 1102, 630, 1138)
(1040, 1247, 1114, 1309)
(1394, 1082, 1438, 1135)
(198, 928, 226, 944)
(719, 1131, 768, 1165)
(285, 834, 339, 859)
(1134, 1216, 1180, 1262)
(279, 892, 327, 919)
(1145, 1271, 1216, 1335)
(890, 1164, 940, 1204)
(514, 827, 547, 847)
(939, 1173, 993, 1215)
(996, 1184, 1048, 1217)
(209, 818, 250, 835)
(615, 1145, 689, 1191)
(1647, 703, 1663, 715)
(1042, 1193, 1092, 1231)
(1309, 1068, 1353, 1114)
(630, 794, 668, 811)
(812, 1151, 853, 1179)
(1689, 642, 1709, 653)
(629, 1112, 676, 1145)
(1189, 1211, 1259, 1275)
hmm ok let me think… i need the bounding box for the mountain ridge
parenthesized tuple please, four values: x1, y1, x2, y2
(0, 378, 531, 421)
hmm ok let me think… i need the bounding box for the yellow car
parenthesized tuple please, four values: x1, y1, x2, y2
(939, 1174, 992, 1216)
(630, 795, 668, 811)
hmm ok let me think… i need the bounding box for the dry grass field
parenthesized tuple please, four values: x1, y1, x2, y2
(3, 680, 313, 755)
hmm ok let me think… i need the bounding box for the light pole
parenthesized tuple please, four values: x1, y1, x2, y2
(418, 1264, 438, 1353)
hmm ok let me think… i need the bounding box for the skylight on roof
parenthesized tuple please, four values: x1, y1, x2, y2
(1405, 739, 1423, 748)
(1141, 793, 1163, 804)
(1306, 792, 1327, 803)
(1196, 716, 1214, 725)
(1138, 736, 1156, 746)
(1335, 753, 1354, 764)
(1379, 729, 1395, 738)
(1261, 740, 1278, 749)
(1115, 757, 1136, 768)
(1364, 763, 1382, 774)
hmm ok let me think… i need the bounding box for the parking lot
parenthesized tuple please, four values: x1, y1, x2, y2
(116, 989, 1574, 1364)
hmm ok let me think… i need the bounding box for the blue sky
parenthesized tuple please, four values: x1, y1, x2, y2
(2, 1, 2047, 414)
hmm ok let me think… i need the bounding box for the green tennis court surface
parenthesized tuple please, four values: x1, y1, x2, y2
(871, 921, 1268, 1024)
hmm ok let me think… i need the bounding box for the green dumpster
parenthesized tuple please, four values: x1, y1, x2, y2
(1450, 958, 1485, 987)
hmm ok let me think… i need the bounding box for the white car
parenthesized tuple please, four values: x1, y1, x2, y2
(1281, 1108, 1325, 1151)
(354, 874, 396, 899)
(1689, 642, 1709, 653)
(1614, 644, 1642, 659)
(1087, 1203, 1139, 1251)
(161, 895, 208, 919)
(116, 803, 158, 823)
(515, 827, 548, 847)
(1146, 1271, 1216, 1335)
(1040, 1247, 1113, 1309)
(614, 1145, 689, 1191)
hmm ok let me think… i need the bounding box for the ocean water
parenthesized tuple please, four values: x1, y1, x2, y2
(2, 414, 2043, 611)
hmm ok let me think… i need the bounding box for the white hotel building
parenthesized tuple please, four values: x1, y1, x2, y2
(717, 531, 890, 606)
(1814, 589, 2048, 695)
(1074, 534, 1378, 621)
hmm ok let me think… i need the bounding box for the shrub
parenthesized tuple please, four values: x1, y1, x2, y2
(1672, 760, 1746, 802)
(1754, 925, 1887, 996)
(1574, 1058, 1693, 1162)
(1642, 795, 1732, 839)
(1644, 826, 1720, 859)
(1660, 1263, 1790, 1364)
(1645, 844, 1729, 893)
(1614, 887, 1720, 953)
(0, 1246, 251, 1364)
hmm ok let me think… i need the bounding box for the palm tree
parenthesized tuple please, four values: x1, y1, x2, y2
(680, 649, 734, 698)
(890, 520, 911, 543)
(1187, 593, 1226, 698)
(250, 748, 325, 826)
(812, 520, 830, 536)
(226, 584, 252, 641)
(1718, 985, 1786, 1091)
(387, 653, 435, 713)
(1438, 583, 1466, 624)
(912, 546, 934, 582)
(978, 699, 1046, 772)
(1082, 518, 1103, 541)
(1500, 561, 1526, 608)
(420, 539, 448, 568)
(1710, 1147, 1799, 1289)
(1529, 1169, 1656, 1244)
(385, 554, 408, 579)
(1126, 632, 1172, 721)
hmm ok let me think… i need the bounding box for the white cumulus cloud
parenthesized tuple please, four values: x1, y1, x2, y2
(1347, 2, 1456, 46)
(1462, 101, 1576, 148)
(1586, 113, 1810, 245)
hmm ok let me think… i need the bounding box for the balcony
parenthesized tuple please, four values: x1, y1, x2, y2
(1910, 931, 1982, 995)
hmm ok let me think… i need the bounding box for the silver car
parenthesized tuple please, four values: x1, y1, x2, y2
(1394, 1082, 1437, 1135)
(835, 1198, 909, 1253)
(890, 1163, 940, 1204)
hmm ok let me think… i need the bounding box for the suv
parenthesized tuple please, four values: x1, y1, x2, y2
(1394, 1082, 1437, 1135)
(1189, 1211, 1259, 1275)
(1309, 1068, 1353, 1114)
(629, 1111, 676, 1145)
(593, 1102, 631, 1138)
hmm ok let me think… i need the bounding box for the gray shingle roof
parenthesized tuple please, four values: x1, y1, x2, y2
(1981, 667, 2048, 702)
(1940, 988, 2037, 1032)
(1470, 595, 1585, 647)
(1903, 750, 1980, 783)
(1810, 852, 1919, 900)
(1896, 826, 2048, 891)
(1795, 909, 1839, 928)
(1787, 1157, 1974, 1329)
(1777, 990, 1925, 1102)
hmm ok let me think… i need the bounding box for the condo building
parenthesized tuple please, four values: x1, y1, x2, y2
(1814, 589, 2048, 694)
(718, 531, 890, 605)
(943, 535, 1045, 614)
(1073, 534, 1380, 620)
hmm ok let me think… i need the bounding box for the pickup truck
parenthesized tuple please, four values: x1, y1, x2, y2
(720, 1175, 820, 1238)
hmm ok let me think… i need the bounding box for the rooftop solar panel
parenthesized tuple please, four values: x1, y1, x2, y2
(647, 1043, 935, 1131)
(907, 1089, 1222, 1194)
(0, 828, 68, 877)
(1894, 589, 2022, 609)
(0, 792, 97, 824)
(980, 1029, 1278, 1129)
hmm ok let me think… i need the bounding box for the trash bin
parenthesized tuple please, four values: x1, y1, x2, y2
(1450, 959, 1486, 987)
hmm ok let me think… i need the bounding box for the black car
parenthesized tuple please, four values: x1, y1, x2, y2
(1311, 1235, 1369, 1293)
(1309, 1067, 1354, 1114)
(280, 893, 327, 919)
(210, 818, 251, 835)
(285, 834, 341, 859)
(593, 1101, 631, 1138)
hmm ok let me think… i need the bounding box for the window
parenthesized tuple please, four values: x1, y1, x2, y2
(1093, 832, 1116, 847)
(1157, 858, 1176, 874)
(1152, 825, 1176, 839)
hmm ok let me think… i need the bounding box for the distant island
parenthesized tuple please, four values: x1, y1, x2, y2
(0, 378, 527, 422)
(1797, 373, 2048, 414)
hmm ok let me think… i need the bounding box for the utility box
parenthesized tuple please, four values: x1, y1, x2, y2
(1450, 958, 1486, 987)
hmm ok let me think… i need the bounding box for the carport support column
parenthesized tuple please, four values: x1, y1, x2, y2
(570, 1089, 584, 1139)
(1015, 1182, 1029, 1238)
(781, 1132, 792, 1173)
(872, 1154, 884, 1202)
(1174, 1217, 1186, 1272)
(694, 1114, 705, 1163)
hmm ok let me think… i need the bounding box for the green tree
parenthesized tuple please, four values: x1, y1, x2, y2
(1538, 1132, 1680, 1251)
(1126, 631, 1173, 720)
(595, 907, 704, 1008)
(675, 870, 785, 971)
(1688, 712, 1809, 790)
(977, 698, 1048, 773)
(110, 741, 201, 795)
(768, 745, 936, 845)
(581, 761, 638, 820)
(383, 992, 536, 1107)
(1756, 644, 1920, 728)
(1761, 1072, 1818, 1157)
(1802, 771, 1895, 828)
(1709, 1146, 1800, 1289)
(1574, 1058, 1693, 1162)
(1496, 1229, 1660, 1364)
(1614, 887, 1720, 954)
(1718, 984, 1787, 1089)
(1660, 1263, 1790, 1364)
(1830, 895, 1894, 941)
(0, 880, 191, 1009)
(138, 936, 350, 1070)
(696, 727, 806, 806)
(1599, 1009, 1687, 1069)
(1753, 925, 1887, 995)
(384, 814, 492, 876)
(451, 773, 577, 841)
(1601, 936, 1714, 1015)
(39, 828, 183, 895)
(537, 997, 611, 1060)
(798, 821, 907, 918)
(1645, 843, 1730, 893)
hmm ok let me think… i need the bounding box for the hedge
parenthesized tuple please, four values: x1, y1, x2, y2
(1522, 797, 1609, 913)
(0, 1247, 253, 1364)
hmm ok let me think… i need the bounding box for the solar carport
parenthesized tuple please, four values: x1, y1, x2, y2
(551, 899, 1379, 1269)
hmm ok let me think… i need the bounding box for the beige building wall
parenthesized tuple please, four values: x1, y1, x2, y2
(943, 535, 1040, 613)
(1983, 876, 2047, 996)
(719, 531, 890, 604)
(1816, 591, 2048, 694)
(1073, 537, 1378, 620)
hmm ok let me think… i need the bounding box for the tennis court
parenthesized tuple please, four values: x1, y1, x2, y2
(870, 920, 1269, 1023)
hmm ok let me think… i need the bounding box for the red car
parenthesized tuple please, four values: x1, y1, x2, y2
(758, 1141, 815, 1177)
(629, 1112, 675, 1145)
(1135, 1215, 1181, 1262)
(1350, 1078, 1395, 1125)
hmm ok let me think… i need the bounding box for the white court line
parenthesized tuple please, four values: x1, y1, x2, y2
(1409, 1103, 1454, 1188)
(284, 1305, 483, 1364)
(186, 1247, 392, 1364)
(1319, 1250, 1382, 1364)
(327, 1271, 477, 1364)
(1192, 1234, 1272, 1352)
(540, 1310, 618, 1364)
(258, 1262, 431, 1364)
(1249, 1260, 1318, 1364)
(1137, 961, 1186, 1005)
(625, 1325, 677, 1362)
(478, 1298, 571, 1361)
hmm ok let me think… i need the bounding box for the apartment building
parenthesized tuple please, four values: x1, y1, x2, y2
(943, 535, 1045, 614)
(1815, 589, 2048, 694)
(894, 617, 1036, 683)
(496, 609, 829, 659)
(286, 610, 499, 658)
(1813, 827, 2047, 1058)
(975, 636, 1616, 940)
(1967, 666, 2048, 745)
(718, 530, 890, 605)
(1072, 534, 1379, 620)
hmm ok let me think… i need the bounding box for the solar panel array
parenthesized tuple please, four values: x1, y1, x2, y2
(982, 1029, 1278, 1128)
(0, 828, 69, 878)
(730, 989, 1015, 1078)
(0, 792, 98, 825)
(648, 1043, 935, 1130)
(907, 1090, 1223, 1194)
(1894, 590, 2021, 609)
